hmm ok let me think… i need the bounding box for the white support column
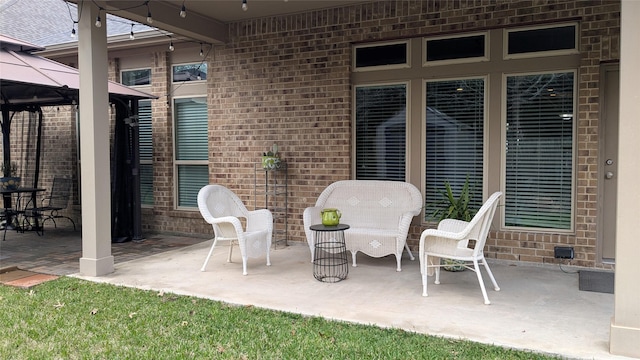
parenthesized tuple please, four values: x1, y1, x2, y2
(610, 0, 640, 357)
(77, 2, 114, 276)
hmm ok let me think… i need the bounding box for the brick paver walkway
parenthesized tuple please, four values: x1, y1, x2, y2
(0, 226, 209, 275)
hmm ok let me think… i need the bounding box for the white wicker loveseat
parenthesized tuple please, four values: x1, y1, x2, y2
(303, 180, 423, 271)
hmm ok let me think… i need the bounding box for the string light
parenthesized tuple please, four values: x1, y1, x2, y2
(146, 2, 153, 24)
(242, 0, 248, 11)
(180, 1, 187, 18)
(63, 0, 212, 57)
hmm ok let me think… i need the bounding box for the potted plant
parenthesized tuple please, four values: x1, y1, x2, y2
(0, 161, 20, 190)
(427, 177, 476, 271)
(261, 144, 282, 170)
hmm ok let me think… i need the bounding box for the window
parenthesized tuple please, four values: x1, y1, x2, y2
(172, 63, 207, 82)
(174, 97, 209, 208)
(354, 84, 407, 180)
(121, 68, 151, 86)
(424, 78, 485, 220)
(354, 41, 409, 71)
(351, 27, 580, 230)
(424, 33, 488, 65)
(505, 24, 578, 58)
(504, 72, 575, 230)
(138, 100, 153, 206)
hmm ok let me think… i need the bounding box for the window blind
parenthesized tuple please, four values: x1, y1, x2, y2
(174, 97, 209, 208)
(139, 100, 153, 162)
(505, 72, 574, 229)
(140, 164, 154, 205)
(175, 97, 208, 160)
(355, 84, 406, 181)
(177, 165, 209, 208)
(425, 79, 485, 219)
(138, 100, 153, 205)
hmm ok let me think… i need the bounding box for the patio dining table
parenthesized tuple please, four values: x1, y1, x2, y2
(1, 187, 45, 238)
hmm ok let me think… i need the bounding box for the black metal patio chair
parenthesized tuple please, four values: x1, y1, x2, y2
(22, 177, 76, 234)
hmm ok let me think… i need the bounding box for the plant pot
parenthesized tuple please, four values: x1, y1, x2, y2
(0, 176, 21, 190)
(442, 258, 466, 272)
(261, 156, 281, 170)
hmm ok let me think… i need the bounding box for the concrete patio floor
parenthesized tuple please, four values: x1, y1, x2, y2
(0, 229, 627, 359)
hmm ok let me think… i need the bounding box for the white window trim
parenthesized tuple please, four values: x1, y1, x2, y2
(503, 23, 579, 60)
(421, 75, 489, 225)
(352, 40, 411, 72)
(500, 69, 577, 233)
(422, 31, 489, 67)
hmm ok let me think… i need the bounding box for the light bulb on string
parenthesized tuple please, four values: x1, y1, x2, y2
(71, 27, 76, 38)
(199, 43, 204, 57)
(180, 2, 187, 18)
(242, 0, 248, 11)
(95, 15, 102, 28)
(146, 2, 153, 24)
(130, 24, 135, 40)
(168, 40, 174, 52)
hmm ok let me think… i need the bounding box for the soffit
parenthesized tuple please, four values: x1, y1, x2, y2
(67, 0, 367, 44)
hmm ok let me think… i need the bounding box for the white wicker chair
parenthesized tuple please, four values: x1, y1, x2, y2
(198, 185, 273, 275)
(419, 192, 502, 304)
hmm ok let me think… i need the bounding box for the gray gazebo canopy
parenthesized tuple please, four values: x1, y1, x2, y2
(0, 34, 156, 241)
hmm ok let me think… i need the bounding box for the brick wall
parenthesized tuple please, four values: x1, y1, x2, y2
(213, 0, 619, 269)
(8, 0, 619, 268)
(5, 106, 79, 228)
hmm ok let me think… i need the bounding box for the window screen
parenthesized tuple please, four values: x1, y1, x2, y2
(174, 97, 209, 208)
(426, 35, 485, 62)
(508, 25, 576, 55)
(355, 43, 408, 69)
(425, 78, 485, 220)
(173, 63, 207, 82)
(505, 72, 574, 229)
(175, 98, 208, 161)
(122, 69, 151, 86)
(177, 165, 209, 208)
(355, 84, 407, 180)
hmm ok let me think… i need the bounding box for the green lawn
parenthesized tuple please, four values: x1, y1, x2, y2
(0, 277, 557, 359)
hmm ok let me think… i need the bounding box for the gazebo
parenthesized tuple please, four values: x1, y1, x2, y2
(0, 34, 156, 241)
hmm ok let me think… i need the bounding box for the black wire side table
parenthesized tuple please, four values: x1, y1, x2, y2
(310, 224, 349, 283)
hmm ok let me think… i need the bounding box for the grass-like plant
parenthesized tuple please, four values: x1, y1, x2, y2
(428, 177, 476, 222)
(426, 177, 477, 271)
(0, 277, 558, 359)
